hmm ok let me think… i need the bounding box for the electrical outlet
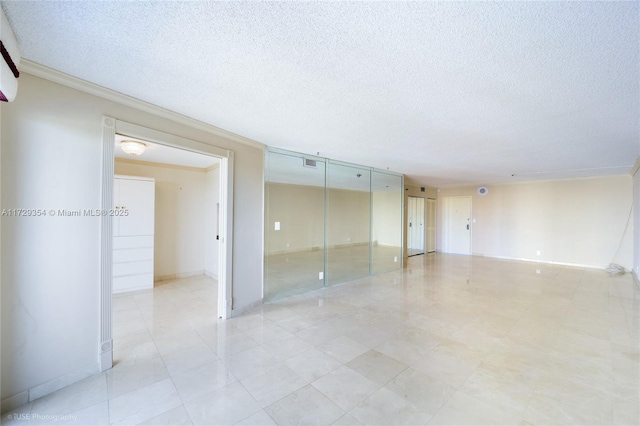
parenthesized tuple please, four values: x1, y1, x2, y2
(274, 221, 280, 231)
(318, 298, 324, 307)
(536, 250, 540, 256)
(319, 272, 324, 280)
(394, 256, 398, 263)
(286, 242, 290, 248)
(536, 269, 541, 274)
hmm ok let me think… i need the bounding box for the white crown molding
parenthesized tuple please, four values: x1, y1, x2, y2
(630, 156, 640, 176)
(115, 157, 213, 173)
(18, 59, 265, 150)
(205, 163, 221, 172)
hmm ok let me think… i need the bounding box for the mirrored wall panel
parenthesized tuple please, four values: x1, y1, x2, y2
(326, 162, 371, 286)
(264, 148, 403, 301)
(264, 150, 326, 300)
(371, 171, 403, 274)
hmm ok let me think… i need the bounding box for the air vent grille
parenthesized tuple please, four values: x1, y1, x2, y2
(303, 158, 317, 168)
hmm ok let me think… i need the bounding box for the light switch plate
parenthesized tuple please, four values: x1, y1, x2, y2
(275, 221, 280, 231)
(319, 272, 324, 280)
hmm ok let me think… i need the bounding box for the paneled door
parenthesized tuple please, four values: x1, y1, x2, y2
(115, 177, 155, 236)
(443, 196, 471, 255)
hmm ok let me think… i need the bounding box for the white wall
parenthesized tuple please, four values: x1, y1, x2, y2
(437, 176, 633, 269)
(115, 161, 220, 280)
(633, 160, 640, 279)
(1, 73, 264, 407)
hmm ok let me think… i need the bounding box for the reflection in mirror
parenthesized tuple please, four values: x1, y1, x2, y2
(326, 162, 371, 286)
(264, 150, 325, 300)
(372, 172, 403, 274)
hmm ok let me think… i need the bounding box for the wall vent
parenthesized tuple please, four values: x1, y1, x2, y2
(420, 187, 425, 192)
(303, 158, 317, 168)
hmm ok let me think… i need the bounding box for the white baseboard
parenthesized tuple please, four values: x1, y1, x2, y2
(1, 392, 28, 414)
(1, 363, 98, 414)
(484, 254, 605, 270)
(113, 283, 153, 294)
(231, 299, 263, 318)
(155, 270, 206, 282)
(205, 270, 219, 280)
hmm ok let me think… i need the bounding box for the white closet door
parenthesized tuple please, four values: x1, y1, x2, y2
(113, 176, 155, 294)
(416, 197, 425, 253)
(427, 198, 436, 253)
(119, 179, 155, 236)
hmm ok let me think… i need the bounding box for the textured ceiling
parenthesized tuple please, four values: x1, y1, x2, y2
(3, 1, 639, 187)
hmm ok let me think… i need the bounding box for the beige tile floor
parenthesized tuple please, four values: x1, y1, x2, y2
(2, 254, 639, 425)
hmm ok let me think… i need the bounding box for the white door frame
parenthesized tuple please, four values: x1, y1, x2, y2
(407, 196, 425, 255)
(99, 117, 234, 371)
(426, 198, 436, 253)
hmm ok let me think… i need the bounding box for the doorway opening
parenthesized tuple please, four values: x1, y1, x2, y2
(99, 117, 234, 372)
(113, 134, 220, 290)
(407, 196, 425, 257)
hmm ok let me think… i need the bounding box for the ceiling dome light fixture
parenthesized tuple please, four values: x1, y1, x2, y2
(120, 140, 146, 156)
